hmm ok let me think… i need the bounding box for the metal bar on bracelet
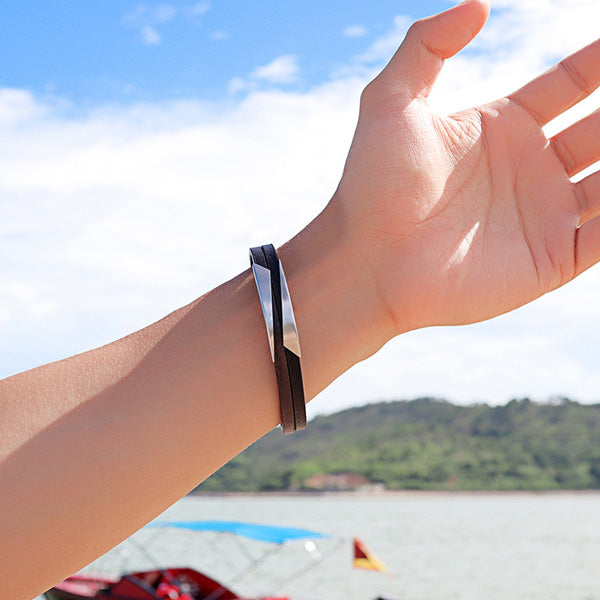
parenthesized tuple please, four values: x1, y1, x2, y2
(279, 259, 301, 358)
(250, 257, 274, 361)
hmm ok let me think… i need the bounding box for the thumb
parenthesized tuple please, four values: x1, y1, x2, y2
(378, 0, 490, 100)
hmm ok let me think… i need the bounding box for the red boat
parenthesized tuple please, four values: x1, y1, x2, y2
(44, 566, 284, 600)
(43, 520, 390, 600)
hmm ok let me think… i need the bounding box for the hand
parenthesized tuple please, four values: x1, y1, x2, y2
(332, 0, 600, 334)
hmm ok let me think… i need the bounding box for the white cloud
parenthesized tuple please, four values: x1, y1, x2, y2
(123, 5, 174, 45)
(229, 55, 301, 94)
(211, 30, 229, 41)
(153, 4, 177, 23)
(227, 76, 249, 94)
(344, 25, 368, 38)
(123, 3, 209, 45)
(0, 79, 360, 372)
(141, 25, 162, 45)
(249, 55, 300, 84)
(3, 0, 600, 413)
(123, 4, 177, 28)
(187, 2, 210, 17)
(0, 89, 47, 126)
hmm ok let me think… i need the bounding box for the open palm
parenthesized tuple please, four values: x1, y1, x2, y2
(334, 0, 600, 333)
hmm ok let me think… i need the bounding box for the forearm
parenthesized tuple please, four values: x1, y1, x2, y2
(0, 201, 390, 600)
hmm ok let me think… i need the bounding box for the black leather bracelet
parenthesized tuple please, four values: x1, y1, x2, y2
(250, 245, 306, 434)
(261, 244, 306, 432)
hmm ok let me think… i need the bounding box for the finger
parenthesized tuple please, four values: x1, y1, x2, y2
(376, 0, 490, 100)
(575, 214, 600, 277)
(550, 108, 600, 177)
(575, 170, 600, 225)
(509, 38, 600, 126)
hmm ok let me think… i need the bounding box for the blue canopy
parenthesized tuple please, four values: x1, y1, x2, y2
(148, 520, 330, 544)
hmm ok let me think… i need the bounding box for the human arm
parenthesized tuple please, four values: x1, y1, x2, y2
(2, 0, 600, 598)
(0, 208, 387, 600)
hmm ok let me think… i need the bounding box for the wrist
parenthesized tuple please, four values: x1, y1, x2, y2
(277, 198, 393, 401)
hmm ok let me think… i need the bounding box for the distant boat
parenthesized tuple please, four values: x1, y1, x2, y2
(43, 520, 392, 600)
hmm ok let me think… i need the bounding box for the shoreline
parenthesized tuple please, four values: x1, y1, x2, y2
(188, 488, 600, 499)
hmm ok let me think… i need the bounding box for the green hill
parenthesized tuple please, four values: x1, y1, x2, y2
(197, 397, 600, 492)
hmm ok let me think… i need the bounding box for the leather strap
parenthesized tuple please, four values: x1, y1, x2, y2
(262, 244, 306, 432)
(250, 246, 295, 433)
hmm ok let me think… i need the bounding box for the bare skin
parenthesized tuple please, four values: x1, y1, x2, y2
(1, 1, 599, 598)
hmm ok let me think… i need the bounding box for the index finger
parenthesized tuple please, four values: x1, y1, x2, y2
(508, 38, 600, 126)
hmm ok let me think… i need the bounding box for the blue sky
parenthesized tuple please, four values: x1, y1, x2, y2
(1, 1, 445, 106)
(1, 1, 600, 416)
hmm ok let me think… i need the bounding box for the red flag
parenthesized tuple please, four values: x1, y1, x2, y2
(353, 538, 388, 572)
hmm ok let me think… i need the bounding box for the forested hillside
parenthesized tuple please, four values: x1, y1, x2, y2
(197, 398, 600, 492)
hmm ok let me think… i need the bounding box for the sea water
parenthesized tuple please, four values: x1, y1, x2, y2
(36, 492, 600, 600)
